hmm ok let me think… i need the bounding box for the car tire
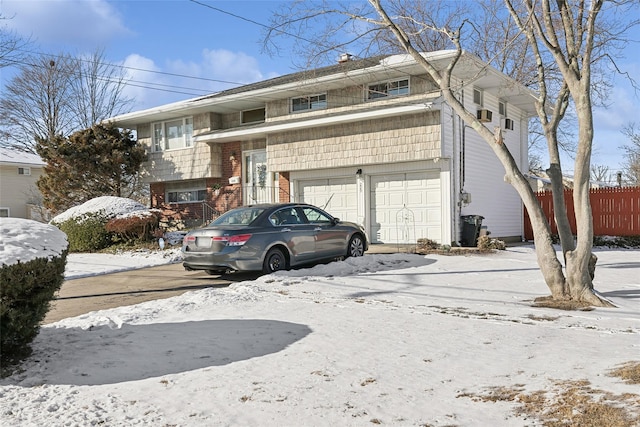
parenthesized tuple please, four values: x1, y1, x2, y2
(346, 234, 365, 258)
(263, 248, 287, 274)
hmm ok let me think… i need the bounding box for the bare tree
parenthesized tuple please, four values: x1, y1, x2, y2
(0, 50, 133, 153)
(69, 48, 134, 130)
(0, 14, 30, 68)
(0, 54, 77, 153)
(621, 123, 640, 185)
(267, 0, 638, 307)
(590, 164, 611, 184)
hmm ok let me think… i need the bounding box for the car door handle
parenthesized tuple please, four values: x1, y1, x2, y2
(314, 227, 322, 231)
(281, 227, 292, 232)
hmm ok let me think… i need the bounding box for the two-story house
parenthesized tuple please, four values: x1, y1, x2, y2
(108, 51, 536, 245)
(0, 148, 48, 221)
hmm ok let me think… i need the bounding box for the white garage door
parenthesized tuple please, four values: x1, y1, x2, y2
(298, 177, 358, 223)
(370, 172, 441, 243)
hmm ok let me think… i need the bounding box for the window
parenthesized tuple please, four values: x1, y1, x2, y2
(499, 101, 507, 116)
(0, 208, 9, 217)
(291, 94, 327, 112)
(166, 181, 206, 203)
(152, 117, 193, 152)
(473, 88, 483, 106)
(301, 207, 333, 224)
(18, 167, 31, 175)
(367, 78, 409, 100)
(241, 108, 265, 124)
(167, 189, 206, 203)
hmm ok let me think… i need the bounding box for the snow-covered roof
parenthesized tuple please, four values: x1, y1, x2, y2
(0, 148, 45, 166)
(0, 218, 68, 267)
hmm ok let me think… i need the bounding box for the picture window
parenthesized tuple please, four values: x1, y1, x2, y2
(152, 117, 193, 152)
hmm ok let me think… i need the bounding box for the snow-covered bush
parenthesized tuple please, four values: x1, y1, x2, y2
(106, 210, 161, 243)
(54, 213, 112, 252)
(51, 196, 149, 252)
(0, 218, 68, 373)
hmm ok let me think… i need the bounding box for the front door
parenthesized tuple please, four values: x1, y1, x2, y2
(244, 150, 271, 204)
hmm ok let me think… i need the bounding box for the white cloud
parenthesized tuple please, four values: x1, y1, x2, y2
(3, 0, 132, 50)
(166, 49, 267, 93)
(120, 54, 175, 110)
(119, 49, 277, 110)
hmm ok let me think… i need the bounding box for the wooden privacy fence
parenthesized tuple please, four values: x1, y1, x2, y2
(524, 187, 640, 240)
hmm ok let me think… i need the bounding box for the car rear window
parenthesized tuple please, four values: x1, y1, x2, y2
(210, 207, 266, 226)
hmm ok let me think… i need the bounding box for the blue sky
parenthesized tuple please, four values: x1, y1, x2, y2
(2, 0, 639, 175)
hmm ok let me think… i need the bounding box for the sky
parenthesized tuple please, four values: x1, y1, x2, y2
(1, 0, 639, 177)
(1, 203, 639, 425)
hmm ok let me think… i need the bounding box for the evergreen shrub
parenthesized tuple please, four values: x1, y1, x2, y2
(53, 213, 111, 252)
(0, 251, 68, 374)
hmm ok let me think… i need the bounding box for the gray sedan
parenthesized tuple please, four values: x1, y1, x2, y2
(182, 203, 368, 274)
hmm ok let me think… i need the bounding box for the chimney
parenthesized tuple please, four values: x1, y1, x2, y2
(338, 53, 353, 63)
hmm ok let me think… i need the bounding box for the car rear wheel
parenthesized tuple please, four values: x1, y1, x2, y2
(346, 234, 365, 258)
(263, 248, 287, 274)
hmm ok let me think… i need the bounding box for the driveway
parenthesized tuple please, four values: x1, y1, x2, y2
(44, 244, 406, 324)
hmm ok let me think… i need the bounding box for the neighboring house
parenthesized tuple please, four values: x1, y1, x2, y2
(0, 148, 49, 221)
(527, 170, 617, 192)
(108, 51, 536, 245)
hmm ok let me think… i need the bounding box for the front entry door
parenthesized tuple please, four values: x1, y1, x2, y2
(244, 150, 271, 204)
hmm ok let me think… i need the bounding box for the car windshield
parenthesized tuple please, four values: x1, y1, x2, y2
(209, 207, 266, 226)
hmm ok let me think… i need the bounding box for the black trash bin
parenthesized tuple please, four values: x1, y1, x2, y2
(460, 215, 484, 247)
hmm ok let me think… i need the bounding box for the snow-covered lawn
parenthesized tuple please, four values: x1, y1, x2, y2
(1, 246, 639, 426)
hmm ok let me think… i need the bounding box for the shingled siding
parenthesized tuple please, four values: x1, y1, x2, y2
(137, 123, 222, 183)
(267, 111, 441, 171)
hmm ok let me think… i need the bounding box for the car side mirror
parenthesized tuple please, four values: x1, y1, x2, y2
(332, 217, 340, 225)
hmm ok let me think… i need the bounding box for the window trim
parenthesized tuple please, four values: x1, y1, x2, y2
(473, 88, 484, 106)
(291, 93, 328, 113)
(366, 78, 410, 101)
(18, 167, 31, 176)
(151, 117, 193, 152)
(499, 100, 507, 117)
(0, 207, 9, 217)
(166, 188, 207, 204)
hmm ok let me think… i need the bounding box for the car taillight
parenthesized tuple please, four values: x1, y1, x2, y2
(184, 235, 196, 244)
(212, 234, 252, 246)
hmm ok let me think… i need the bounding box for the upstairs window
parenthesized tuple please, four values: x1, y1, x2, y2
(291, 94, 327, 112)
(367, 78, 409, 100)
(473, 88, 484, 106)
(499, 100, 507, 116)
(18, 167, 31, 175)
(241, 108, 265, 124)
(152, 117, 193, 152)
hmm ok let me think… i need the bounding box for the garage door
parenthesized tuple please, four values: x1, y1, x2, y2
(298, 178, 358, 223)
(370, 172, 441, 243)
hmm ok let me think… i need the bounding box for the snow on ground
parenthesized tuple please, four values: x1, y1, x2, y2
(1, 246, 639, 426)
